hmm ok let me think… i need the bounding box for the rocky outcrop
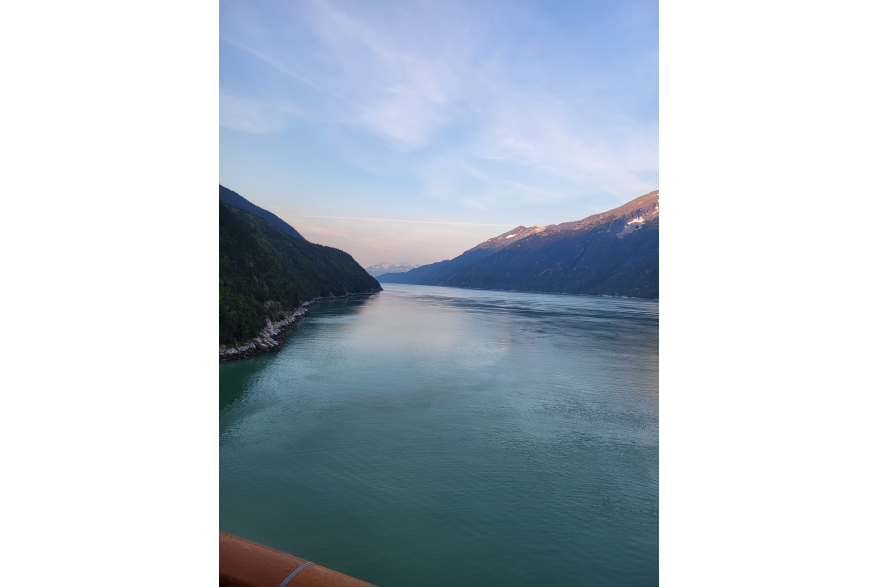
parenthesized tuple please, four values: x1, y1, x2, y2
(219, 290, 380, 362)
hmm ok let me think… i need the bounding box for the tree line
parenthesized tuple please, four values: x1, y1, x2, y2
(219, 201, 380, 345)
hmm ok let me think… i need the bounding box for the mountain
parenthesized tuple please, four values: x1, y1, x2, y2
(219, 184, 306, 241)
(365, 262, 419, 277)
(220, 197, 381, 346)
(378, 190, 658, 298)
(376, 259, 450, 284)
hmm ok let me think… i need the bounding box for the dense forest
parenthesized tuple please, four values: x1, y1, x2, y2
(220, 201, 380, 345)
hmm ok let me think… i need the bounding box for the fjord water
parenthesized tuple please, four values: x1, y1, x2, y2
(220, 284, 658, 586)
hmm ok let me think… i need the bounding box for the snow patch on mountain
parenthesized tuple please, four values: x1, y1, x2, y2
(366, 262, 420, 276)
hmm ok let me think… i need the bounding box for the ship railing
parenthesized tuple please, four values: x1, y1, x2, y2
(220, 531, 376, 587)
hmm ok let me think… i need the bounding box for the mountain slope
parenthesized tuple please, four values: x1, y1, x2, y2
(220, 200, 380, 345)
(219, 184, 306, 241)
(383, 190, 658, 298)
(376, 259, 451, 284)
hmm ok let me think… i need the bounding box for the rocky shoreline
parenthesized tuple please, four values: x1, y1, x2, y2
(219, 290, 380, 362)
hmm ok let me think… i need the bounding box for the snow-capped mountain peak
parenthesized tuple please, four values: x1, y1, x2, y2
(366, 262, 420, 277)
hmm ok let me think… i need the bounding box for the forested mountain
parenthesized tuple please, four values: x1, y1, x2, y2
(378, 191, 658, 298)
(219, 184, 306, 240)
(220, 199, 380, 345)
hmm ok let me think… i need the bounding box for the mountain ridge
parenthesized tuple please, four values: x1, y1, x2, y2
(219, 184, 306, 241)
(376, 259, 451, 284)
(378, 190, 658, 298)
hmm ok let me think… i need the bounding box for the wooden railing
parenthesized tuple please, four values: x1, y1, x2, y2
(220, 532, 376, 587)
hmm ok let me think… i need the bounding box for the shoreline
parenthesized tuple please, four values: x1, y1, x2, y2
(219, 290, 380, 362)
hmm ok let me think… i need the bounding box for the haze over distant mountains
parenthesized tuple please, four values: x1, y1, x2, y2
(366, 262, 420, 277)
(379, 191, 659, 298)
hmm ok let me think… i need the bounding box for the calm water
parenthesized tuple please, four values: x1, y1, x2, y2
(220, 284, 658, 586)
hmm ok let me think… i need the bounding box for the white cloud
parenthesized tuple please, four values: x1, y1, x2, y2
(296, 0, 462, 149)
(356, 92, 451, 149)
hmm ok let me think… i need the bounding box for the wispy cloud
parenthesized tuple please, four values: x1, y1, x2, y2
(296, 215, 515, 227)
(219, 94, 294, 133)
(277, 207, 519, 266)
(298, 0, 462, 148)
(220, 0, 658, 262)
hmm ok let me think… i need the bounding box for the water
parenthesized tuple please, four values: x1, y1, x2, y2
(220, 284, 658, 586)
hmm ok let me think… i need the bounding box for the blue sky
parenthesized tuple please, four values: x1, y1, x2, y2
(219, 0, 658, 267)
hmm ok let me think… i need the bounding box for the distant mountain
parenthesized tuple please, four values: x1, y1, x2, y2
(220, 197, 380, 346)
(219, 184, 306, 241)
(376, 259, 450, 284)
(379, 190, 658, 298)
(365, 262, 419, 277)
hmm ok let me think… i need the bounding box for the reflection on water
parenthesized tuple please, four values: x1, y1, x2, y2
(220, 284, 658, 587)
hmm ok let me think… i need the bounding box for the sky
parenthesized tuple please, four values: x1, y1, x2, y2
(219, 0, 658, 268)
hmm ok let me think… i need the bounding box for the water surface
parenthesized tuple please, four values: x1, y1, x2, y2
(220, 284, 658, 586)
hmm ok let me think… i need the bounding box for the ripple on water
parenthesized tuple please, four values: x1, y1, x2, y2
(220, 284, 658, 587)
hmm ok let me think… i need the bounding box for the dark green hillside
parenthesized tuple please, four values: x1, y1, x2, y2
(220, 201, 380, 345)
